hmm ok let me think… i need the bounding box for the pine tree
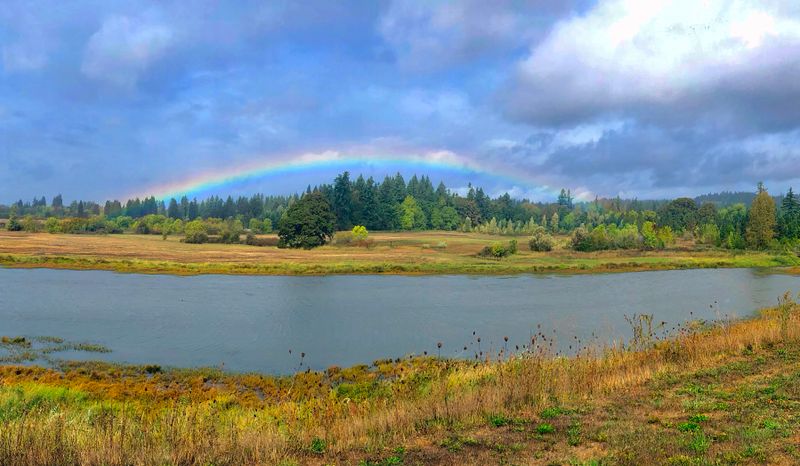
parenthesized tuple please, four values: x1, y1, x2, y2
(780, 187, 799, 240)
(333, 171, 353, 230)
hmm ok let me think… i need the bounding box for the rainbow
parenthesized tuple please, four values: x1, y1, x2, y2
(134, 151, 593, 201)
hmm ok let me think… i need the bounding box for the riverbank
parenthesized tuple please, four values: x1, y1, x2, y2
(1, 231, 797, 275)
(1, 296, 799, 465)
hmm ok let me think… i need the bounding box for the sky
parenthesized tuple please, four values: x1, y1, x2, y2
(2, 0, 800, 203)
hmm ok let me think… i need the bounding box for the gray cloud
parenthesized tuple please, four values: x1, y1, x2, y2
(378, 0, 582, 72)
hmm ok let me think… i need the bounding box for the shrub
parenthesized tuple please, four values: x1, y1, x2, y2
(479, 240, 518, 258)
(6, 216, 22, 231)
(641, 221, 661, 250)
(657, 226, 675, 248)
(22, 216, 40, 232)
(249, 218, 263, 233)
(614, 224, 641, 249)
(352, 225, 368, 241)
(589, 225, 611, 250)
(219, 219, 244, 244)
(570, 226, 592, 251)
(183, 220, 209, 244)
(723, 231, 746, 250)
(697, 223, 720, 246)
(45, 217, 61, 233)
(245, 234, 279, 247)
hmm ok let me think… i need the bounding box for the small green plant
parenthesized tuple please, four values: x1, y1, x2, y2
(488, 413, 511, 427)
(677, 421, 700, 432)
(536, 423, 555, 434)
(310, 437, 326, 454)
(539, 406, 565, 419)
(688, 414, 708, 423)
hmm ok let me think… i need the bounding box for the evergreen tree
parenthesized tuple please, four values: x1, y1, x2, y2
(746, 183, 776, 249)
(167, 198, 180, 219)
(779, 187, 800, 240)
(333, 171, 353, 230)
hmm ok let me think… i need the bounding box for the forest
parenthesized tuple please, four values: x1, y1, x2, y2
(2, 173, 799, 253)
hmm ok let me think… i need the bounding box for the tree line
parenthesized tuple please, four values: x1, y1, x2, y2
(2, 173, 799, 251)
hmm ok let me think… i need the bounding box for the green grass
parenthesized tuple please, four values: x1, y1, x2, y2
(1, 249, 796, 276)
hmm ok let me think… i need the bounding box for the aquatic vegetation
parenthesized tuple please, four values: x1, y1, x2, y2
(0, 336, 110, 364)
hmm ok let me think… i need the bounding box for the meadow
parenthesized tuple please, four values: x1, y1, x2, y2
(0, 230, 797, 276)
(1, 294, 799, 465)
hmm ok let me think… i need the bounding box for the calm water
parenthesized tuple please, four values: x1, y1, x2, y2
(1, 268, 798, 374)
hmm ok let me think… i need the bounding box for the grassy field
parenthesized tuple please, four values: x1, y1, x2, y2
(1, 296, 799, 465)
(0, 231, 798, 276)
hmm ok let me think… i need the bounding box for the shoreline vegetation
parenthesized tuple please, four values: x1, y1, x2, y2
(1, 231, 799, 276)
(1, 294, 799, 464)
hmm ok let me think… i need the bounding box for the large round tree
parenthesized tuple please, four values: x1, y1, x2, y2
(278, 191, 336, 249)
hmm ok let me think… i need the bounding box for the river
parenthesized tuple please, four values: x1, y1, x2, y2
(0, 268, 797, 373)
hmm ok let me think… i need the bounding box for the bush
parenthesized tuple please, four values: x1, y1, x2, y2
(54, 216, 121, 234)
(6, 216, 22, 231)
(589, 225, 611, 250)
(697, 223, 720, 246)
(45, 217, 61, 233)
(641, 221, 660, 250)
(352, 225, 368, 241)
(183, 220, 208, 244)
(614, 224, 641, 249)
(219, 219, 244, 244)
(528, 227, 554, 252)
(22, 216, 40, 232)
(479, 240, 518, 258)
(570, 226, 592, 251)
(248, 218, 272, 234)
(245, 234, 278, 247)
(724, 231, 746, 250)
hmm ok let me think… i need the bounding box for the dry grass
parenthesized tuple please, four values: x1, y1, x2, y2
(1, 297, 799, 465)
(0, 231, 795, 275)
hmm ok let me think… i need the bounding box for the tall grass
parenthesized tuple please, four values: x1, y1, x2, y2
(0, 295, 798, 465)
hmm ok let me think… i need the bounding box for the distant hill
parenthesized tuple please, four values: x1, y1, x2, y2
(694, 191, 756, 207)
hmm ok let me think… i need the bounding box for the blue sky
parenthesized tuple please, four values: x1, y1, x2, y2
(2, 0, 800, 202)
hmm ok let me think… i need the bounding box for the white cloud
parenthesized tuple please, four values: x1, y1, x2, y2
(81, 15, 173, 89)
(504, 0, 800, 126)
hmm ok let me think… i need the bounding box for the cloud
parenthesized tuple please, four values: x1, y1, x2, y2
(502, 0, 800, 130)
(378, 0, 576, 71)
(81, 15, 173, 89)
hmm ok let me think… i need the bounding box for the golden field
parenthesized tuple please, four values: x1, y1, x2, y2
(0, 231, 797, 275)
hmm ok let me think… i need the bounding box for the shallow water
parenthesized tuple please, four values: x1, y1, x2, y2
(0, 268, 798, 374)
